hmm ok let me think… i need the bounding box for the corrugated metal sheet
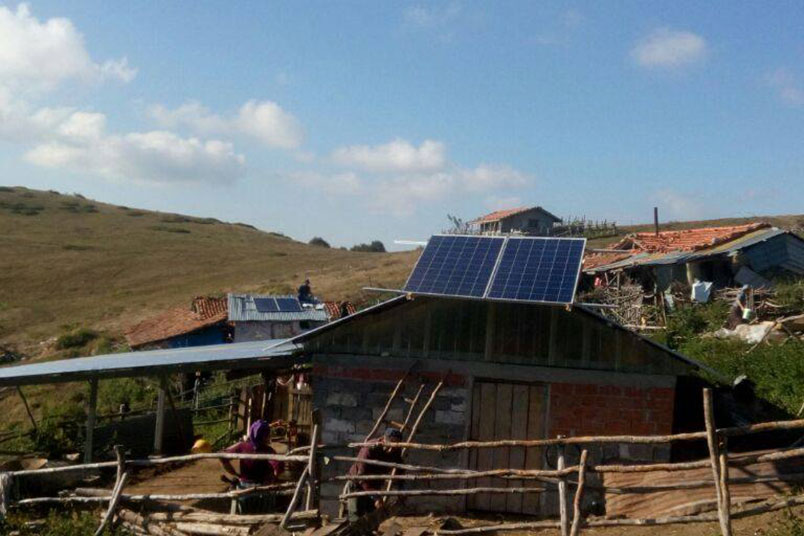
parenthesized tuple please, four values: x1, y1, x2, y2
(228, 294, 330, 322)
(685, 228, 787, 259)
(0, 339, 301, 387)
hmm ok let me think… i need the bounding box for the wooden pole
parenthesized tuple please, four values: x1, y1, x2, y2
(16, 387, 38, 434)
(341, 486, 547, 498)
(569, 449, 588, 536)
(557, 439, 569, 536)
(704, 388, 732, 536)
(85, 378, 99, 463)
(117, 509, 187, 536)
(154, 378, 167, 456)
(280, 466, 309, 528)
(400, 384, 426, 432)
(365, 376, 406, 441)
(305, 424, 320, 511)
(383, 373, 447, 496)
(94, 472, 128, 536)
(719, 436, 733, 533)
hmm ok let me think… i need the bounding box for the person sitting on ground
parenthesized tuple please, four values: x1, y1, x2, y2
(221, 420, 283, 485)
(725, 284, 751, 330)
(298, 279, 314, 304)
(347, 427, 404, 520)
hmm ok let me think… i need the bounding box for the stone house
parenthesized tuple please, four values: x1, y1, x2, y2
(228, 293, 329, 341)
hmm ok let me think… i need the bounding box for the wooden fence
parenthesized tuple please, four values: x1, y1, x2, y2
(1, 425, 321, 536)
(4, 388, 804, 536)
(341, 388, 804, 536)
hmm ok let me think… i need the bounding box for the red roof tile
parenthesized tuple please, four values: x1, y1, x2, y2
(323, 301, 357, 320)
(614, 223, 770, 253)
(583, 222, 771, 271)
(126, 297, 228, 348)
(471, 207, 531, 224)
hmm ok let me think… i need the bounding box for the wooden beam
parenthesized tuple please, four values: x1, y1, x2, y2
(154, 377, 167, 455)
(569, 449, 588, 536)
(85, 378, 99, 463)
(704, 388, 732, 536)
(557, 439, 569, 536)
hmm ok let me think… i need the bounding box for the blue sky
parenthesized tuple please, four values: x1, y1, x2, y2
(1, 2, 802, 249)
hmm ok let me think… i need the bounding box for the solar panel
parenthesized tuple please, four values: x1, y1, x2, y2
(275, 297, 303, 312)
(253, 297, 279, 313)
(403, 235, 504, 298)
(486, 237, 585, 304)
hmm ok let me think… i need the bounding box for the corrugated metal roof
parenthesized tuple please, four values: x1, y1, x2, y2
(0, 339, 301, 387)
(228, 294, 329, 322)
(685, 227, 787, 259)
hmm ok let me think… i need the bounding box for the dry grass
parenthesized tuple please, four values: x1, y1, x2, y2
(0, 186, 417, 354)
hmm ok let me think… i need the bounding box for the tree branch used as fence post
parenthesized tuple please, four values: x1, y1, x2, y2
(366, 376, 406, 441)
(569, 449, 588, 536)
(719, 435, 732, 533)
(94, 445, 128, 536)
(704, 388, 732, 536)
(557, 437, 569, 536)
(281, 466, 309, 529)
(305, 424, 320, 512)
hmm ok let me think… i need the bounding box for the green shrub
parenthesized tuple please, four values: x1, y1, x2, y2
(679, 337, 804, 414)
(3, 509, 128, 535)
(309, 236, 330, 248)
(0, 185, 15, 193)
(351, 240, 386, 253)
(56, 328, 98, 349)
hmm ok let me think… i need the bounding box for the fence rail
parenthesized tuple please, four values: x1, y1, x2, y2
(4, 388, 804, 536)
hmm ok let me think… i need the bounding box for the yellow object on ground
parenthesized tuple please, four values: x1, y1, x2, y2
(191, 439, 212, 453)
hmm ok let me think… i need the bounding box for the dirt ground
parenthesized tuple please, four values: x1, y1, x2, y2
(380, 505, 804, 536)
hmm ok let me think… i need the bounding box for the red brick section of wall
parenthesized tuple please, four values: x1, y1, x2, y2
(312, 363, 467, 387)
(549, 382, 675, 438)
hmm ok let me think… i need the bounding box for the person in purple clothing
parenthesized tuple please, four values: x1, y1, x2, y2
(222, 420, 283, 513)
(222, 420, 284, 484)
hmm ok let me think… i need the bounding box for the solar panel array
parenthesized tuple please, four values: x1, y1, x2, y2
(403, 235, 504, 298)
(254, 297, 303, 313)
(403, 235, 586, 305)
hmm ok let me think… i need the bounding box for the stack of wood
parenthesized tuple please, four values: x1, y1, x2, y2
(112, 507, 319, 536)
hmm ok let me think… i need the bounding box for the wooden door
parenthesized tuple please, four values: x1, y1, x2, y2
(467, 380, 547, 515)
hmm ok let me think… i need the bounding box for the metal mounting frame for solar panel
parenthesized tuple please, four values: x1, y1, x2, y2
(485, 236, 586, 306)
(402, 234, 506, 299)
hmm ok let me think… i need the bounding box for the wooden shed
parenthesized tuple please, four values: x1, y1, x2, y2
(295, 294, 716, 517)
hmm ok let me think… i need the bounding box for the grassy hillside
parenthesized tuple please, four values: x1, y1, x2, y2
(0, 186, 418, 353)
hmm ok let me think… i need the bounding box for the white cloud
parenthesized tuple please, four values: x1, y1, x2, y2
(0, 3, 135, 92)
(332, 139, 446, 173)
(484, 195, 523, 211)
(287, 170, 361, 194)
(26, 129, 245, 185)
(458, 164, 528, 192)
(371, 164, 533, 216)
(403, 3, 462, 28)
(149, 99, 304, 150)
(631, 28, 707, 69)
(766, 68, 804, 107)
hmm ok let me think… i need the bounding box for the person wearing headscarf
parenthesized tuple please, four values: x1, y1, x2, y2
(347, 427, 404, 519)
(221, 420, 284, 484)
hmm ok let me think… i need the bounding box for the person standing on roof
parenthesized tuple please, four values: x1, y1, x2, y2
(298, 279, 314, 304)
(346, 428, 403, 520)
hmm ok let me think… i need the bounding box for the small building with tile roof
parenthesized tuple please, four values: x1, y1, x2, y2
(469, 206, 562, 235)
(125, 296, 230, 349)
(583, 223, 804, 290)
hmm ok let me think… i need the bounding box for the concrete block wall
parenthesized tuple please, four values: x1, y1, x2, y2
(313, 362, 469, 516)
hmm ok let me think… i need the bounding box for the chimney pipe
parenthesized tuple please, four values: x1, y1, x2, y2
(653, 207, 659, 236)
